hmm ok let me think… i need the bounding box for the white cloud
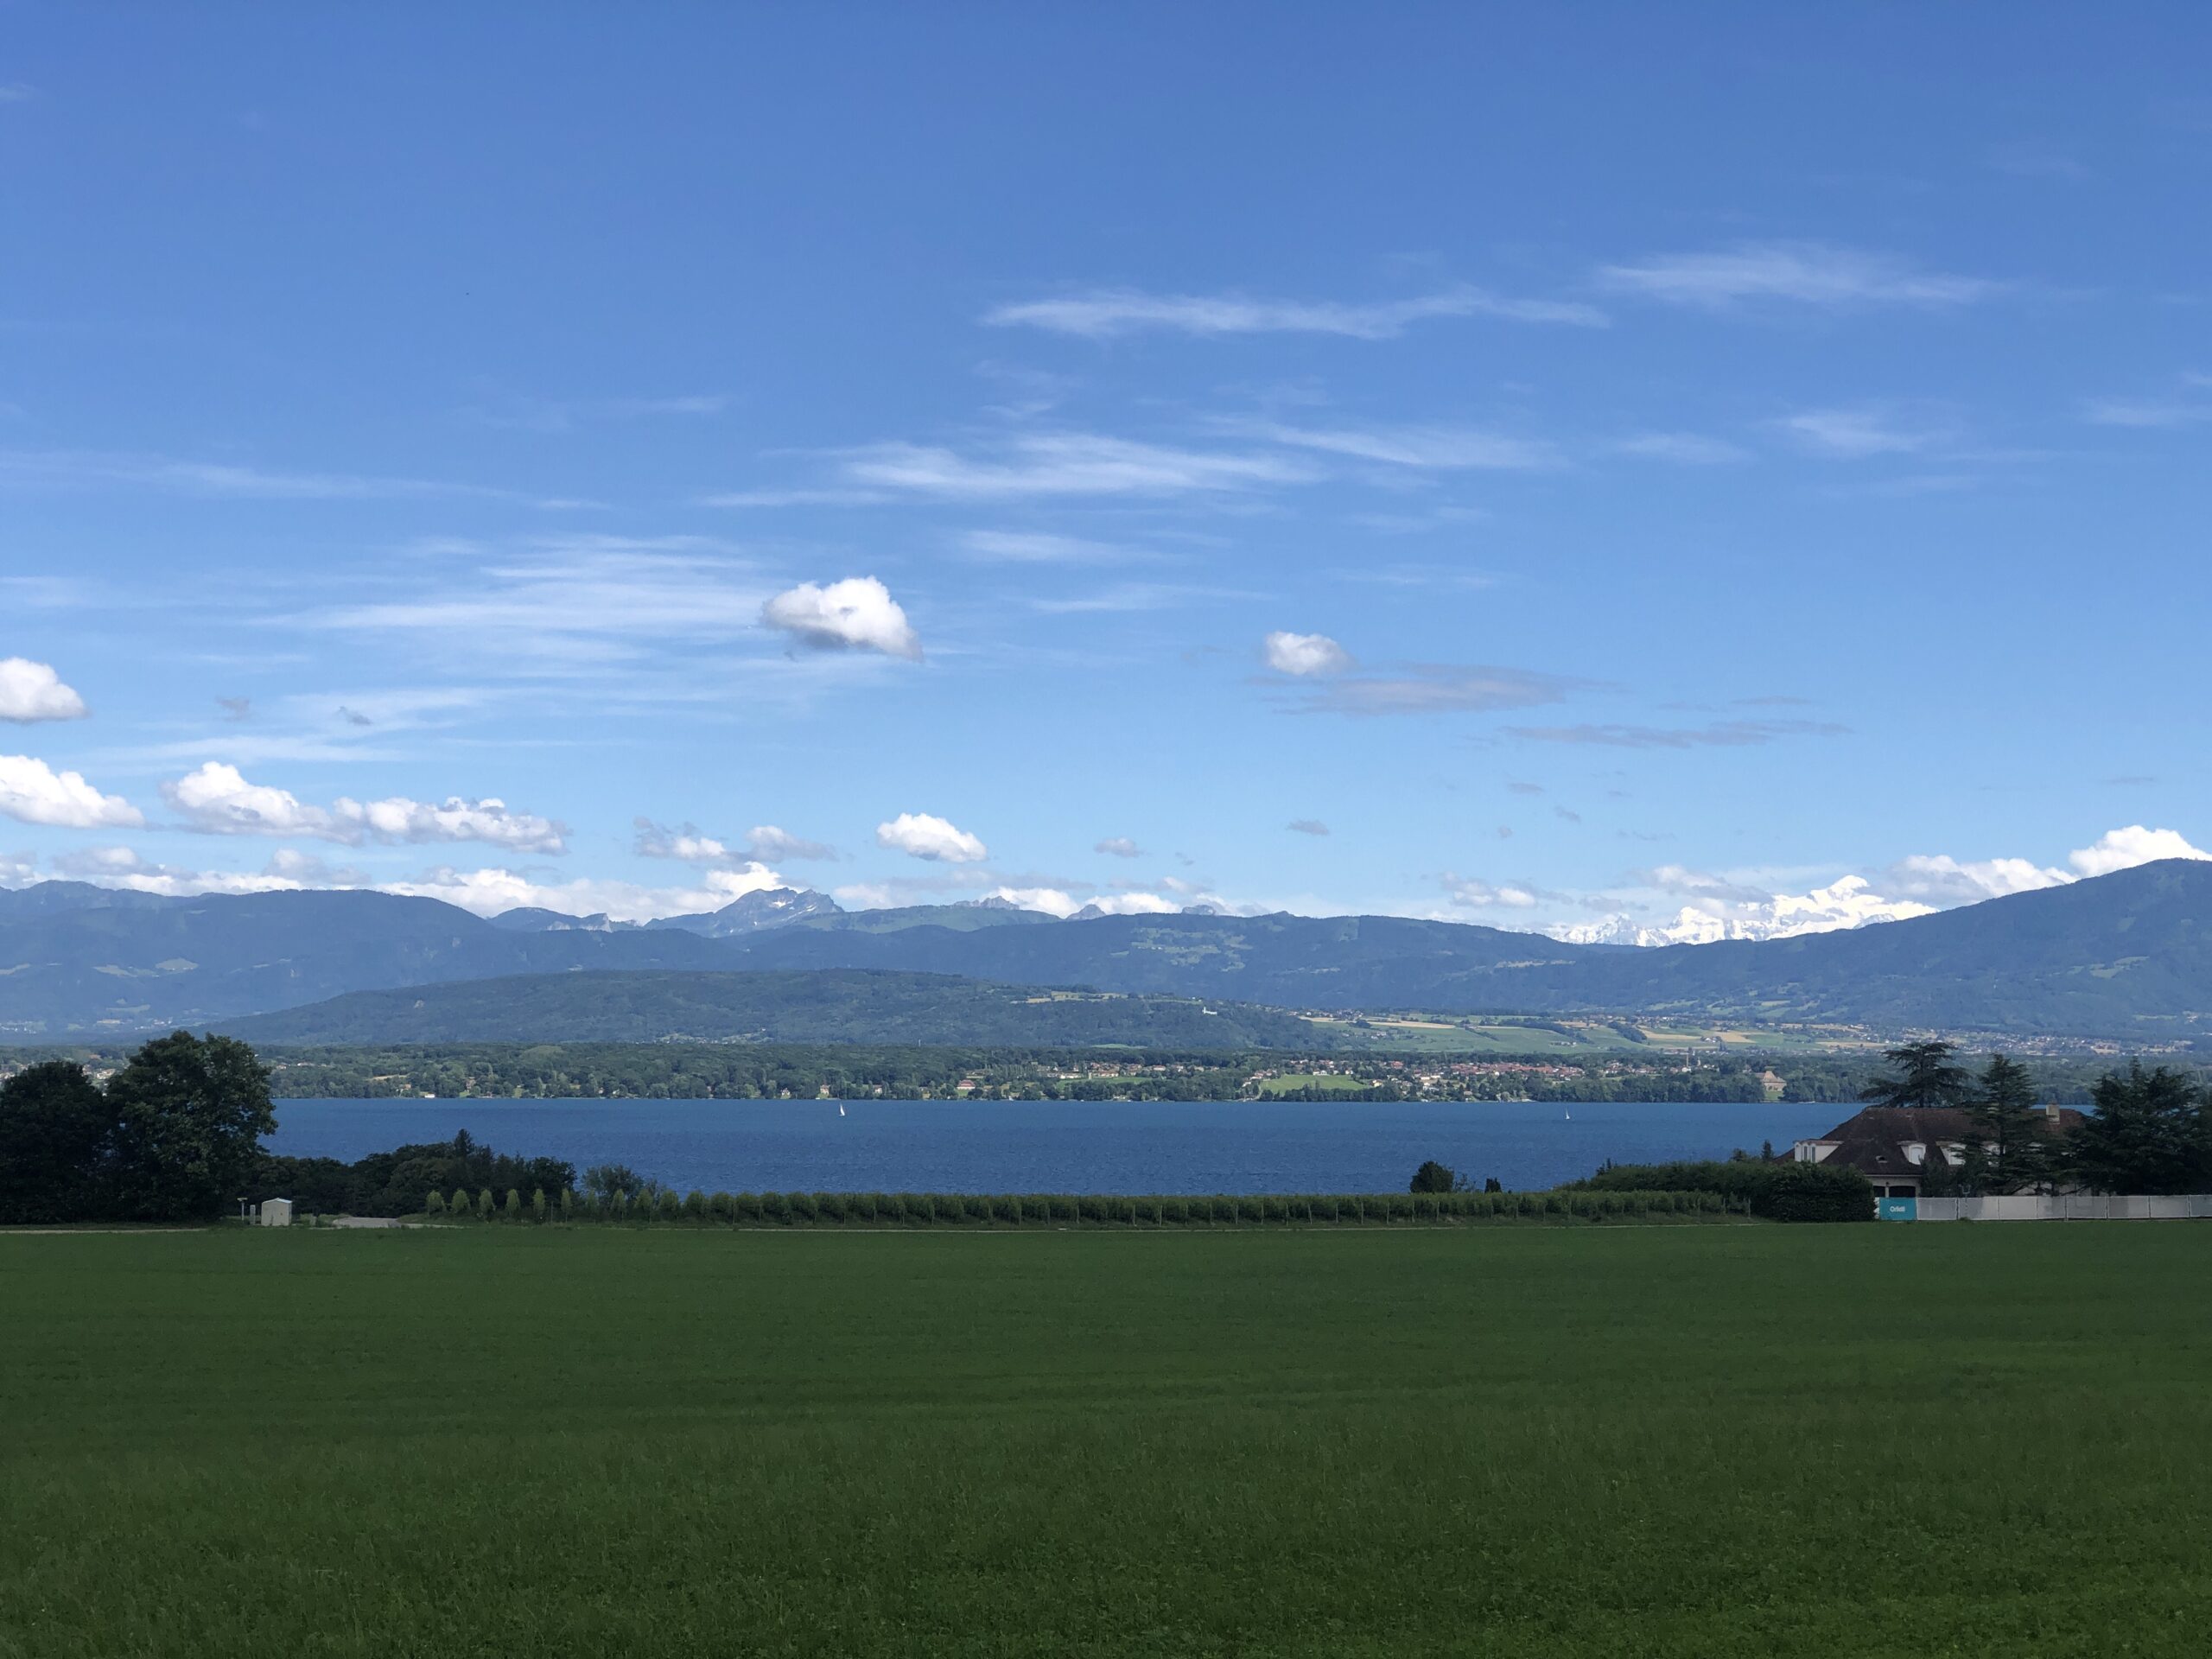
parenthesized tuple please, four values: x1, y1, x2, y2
(381, 863, 784, 924)
(635, 818, 834, 865)
(161, 762, 567, 852)
(959, 530, 1146, 564)
(0, 754, 143, 828)
(744, 825, 837, 862)
(760, 576, 922, 660)
(1613, 433, 1750, 465)
(1778, 408, 1936, 459)
(983, 283, 1605, 339)
(837, 433, 1311, 499)
(983, 885, 1180, 918)
(0, 658, 88, 722)
(875, 812, 988, 863)
(1508, 718, 1848, 747)
(2068, 824, 2209, 878)
(1095, 836, 1142, 858)
(1296, 665, 1578, 718)
(306, 540, 772, 664)
(1440, 874, 1541, 909)
(1263, 632, 1355, 676)
(0, 447, 522, 503)
(1883, 854, 2070, 905)
(1599, 242, 1996, 308)
(1244, 422, 1560, 471)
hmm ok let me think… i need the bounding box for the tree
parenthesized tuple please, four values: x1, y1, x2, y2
(0, 1060, 113, 1224)
(2068, 1064, 2209, 1194)
(105, 1033, 276, 1222)
(425, 1190, 447, 1217)
(1409, 1160, 1459, 1194)
(1483, 1176, 1503, 1193)
(583, 1163, 645, 1201)
(504, 1187, 524, 1220)
(1967, 1054, 2049, 1194)
(450, 1185, 472, 1217)
(476, 1187, 495, 1218)
(1859, 1040, 1969, 1111)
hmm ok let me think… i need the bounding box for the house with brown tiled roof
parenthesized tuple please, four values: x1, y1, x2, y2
(1790, 1104, 2085, 1199)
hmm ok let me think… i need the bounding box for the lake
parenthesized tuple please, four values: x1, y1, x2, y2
(270, 1097, 1844, 1195)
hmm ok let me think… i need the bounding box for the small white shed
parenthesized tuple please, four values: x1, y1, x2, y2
(258, 1197, 294, 1227)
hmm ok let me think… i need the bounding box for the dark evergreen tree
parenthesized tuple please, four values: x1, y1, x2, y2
(1408, 1160, 1459, 1194)
(1967, 1054, 2049, 1194)
(1859, 1039, 1969, 1110)
(2067, 1064, 2209, 1194)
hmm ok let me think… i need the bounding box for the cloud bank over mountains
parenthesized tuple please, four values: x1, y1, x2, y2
(1548, 826, 2212, 947)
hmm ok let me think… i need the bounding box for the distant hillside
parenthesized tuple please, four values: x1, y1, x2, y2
(4, 860, 2211, 1039)
(217, 969, 1338, 1048)
(0, 890, 733, 1035)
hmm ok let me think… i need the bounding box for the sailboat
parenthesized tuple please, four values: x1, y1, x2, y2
(838, 1103, 847, 1118)
(1563, 1110, 1571, 1122)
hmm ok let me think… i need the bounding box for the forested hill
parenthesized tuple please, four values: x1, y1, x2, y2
(5, 860, 2212, 1039)
(215, 969, 1341, 1049)
(713, 861, 2212, 1036)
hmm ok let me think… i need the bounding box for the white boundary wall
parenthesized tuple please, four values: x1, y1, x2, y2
(1916, 1194, 2212, 1222)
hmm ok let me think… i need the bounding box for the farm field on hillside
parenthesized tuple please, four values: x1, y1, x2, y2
(3, 1226, 2209, 1656)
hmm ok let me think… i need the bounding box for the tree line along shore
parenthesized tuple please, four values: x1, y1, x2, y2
(5, 1033, 2210, 1227)
(8, 1038, 2201, 1106)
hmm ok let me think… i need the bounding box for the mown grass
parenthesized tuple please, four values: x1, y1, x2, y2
(3, 1225, 2209, 1656)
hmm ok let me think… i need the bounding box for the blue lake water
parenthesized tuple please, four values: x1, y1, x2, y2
(270, 1097, 1842, 1195)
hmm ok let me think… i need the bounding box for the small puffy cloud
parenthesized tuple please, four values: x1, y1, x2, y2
(1440, 874, 1540, 909)
(760, 575, 921, 660)
(0, 658, 89, 723)
(875, 812, 988, 863)
(2069, 824, 2209, 878)
(0, 754, 143, 828)
(1263, 632, 1354, 676)
(635, 817, 833, 865)
(161, 763, 566, 852)
(1287, 819, 1331, 836)
(745, 825, 836, 862)
(1095, 836, 1142, 858)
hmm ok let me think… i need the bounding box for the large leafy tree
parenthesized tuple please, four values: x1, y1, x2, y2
(0, 1060, 113, 1224)
(1859, 1039, 1970, 1111)
(1967, 1054, 2050, 1194)
(2067, 1064, 2209, 1195)
(106, 1032, 276, 1221)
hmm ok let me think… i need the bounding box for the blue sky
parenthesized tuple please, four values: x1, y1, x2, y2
(3, 6, 2209, 938)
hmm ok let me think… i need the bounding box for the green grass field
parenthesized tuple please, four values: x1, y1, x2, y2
(5, 1225, 2210, 1656)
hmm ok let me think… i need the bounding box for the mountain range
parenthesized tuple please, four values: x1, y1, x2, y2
(2, 859, 2209, 1040)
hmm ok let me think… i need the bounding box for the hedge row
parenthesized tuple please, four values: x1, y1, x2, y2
(420, 1187, 1745, 1226)
(1572, 1160, 1873, 1223)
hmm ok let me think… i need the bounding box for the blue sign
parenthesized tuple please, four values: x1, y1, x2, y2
(1878, 1196, 1918, 1222)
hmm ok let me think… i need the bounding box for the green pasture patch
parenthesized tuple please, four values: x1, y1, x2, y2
(3, 1226, 2209, 1656)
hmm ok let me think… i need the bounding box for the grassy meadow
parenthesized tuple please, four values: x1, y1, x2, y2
(4, 1224, 2210, 1656)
